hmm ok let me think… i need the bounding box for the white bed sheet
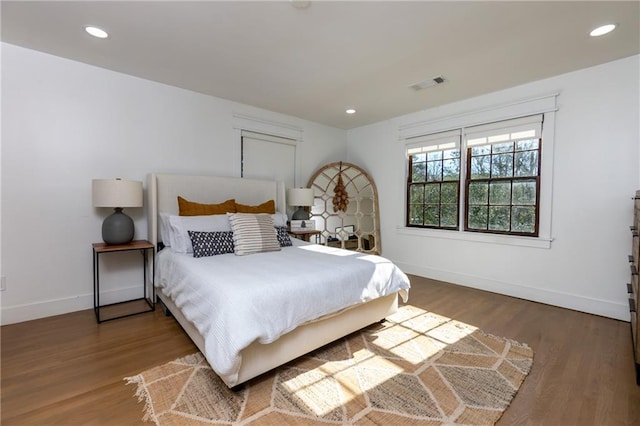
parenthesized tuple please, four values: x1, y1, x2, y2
(156, 242, 410, 386)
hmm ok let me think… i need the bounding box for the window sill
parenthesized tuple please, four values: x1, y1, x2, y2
(396, 226, 553, 249)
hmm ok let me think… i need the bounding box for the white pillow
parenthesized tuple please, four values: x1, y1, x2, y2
(271, 212, 288, 227)
(158, 212, 172, 247)
(227, 213, 281, 255)
(168, 214, 232, 253)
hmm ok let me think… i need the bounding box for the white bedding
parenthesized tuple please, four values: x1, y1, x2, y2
(156, 241, 410, 386)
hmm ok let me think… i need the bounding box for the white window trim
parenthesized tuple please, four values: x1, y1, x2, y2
(398, 93, 558, 249)
(397, 225, 553, 249)
(405, 129, 462, 151)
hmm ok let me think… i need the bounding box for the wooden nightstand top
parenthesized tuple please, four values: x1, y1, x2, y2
(92, 239, 154, 253)
(288, 229, 321, 236)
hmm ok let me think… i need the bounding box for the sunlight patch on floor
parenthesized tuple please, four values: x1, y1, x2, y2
(279, 368, 343, 418)
(279, 305, 480, 418)
(426, 319, 478, 344)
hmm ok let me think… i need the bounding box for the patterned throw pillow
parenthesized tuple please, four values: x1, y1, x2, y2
(227, 213, 281, 255)
(187, 231, 235, 258)
(275, 226, 293, 247)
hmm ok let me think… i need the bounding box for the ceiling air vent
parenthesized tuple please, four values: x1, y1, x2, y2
(410, 76, 446, 91)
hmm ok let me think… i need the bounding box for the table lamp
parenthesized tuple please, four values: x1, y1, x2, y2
(287, 188, 314, 220)
(92, 178, 143, 245)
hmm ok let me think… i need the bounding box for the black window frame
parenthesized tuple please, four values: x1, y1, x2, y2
(463, 137, 542, 236)
(406, 144, 461, 230)
(405, 115, 543, 237)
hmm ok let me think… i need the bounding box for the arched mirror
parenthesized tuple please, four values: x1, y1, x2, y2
(306, 162, 381, 254)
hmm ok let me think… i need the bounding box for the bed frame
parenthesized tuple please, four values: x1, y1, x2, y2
(147, 173, 399, 387)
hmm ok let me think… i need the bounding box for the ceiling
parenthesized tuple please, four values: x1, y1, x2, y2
(2, 1, 639, 129)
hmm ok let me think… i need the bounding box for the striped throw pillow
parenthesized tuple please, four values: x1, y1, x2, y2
(227, 213, 281, 255)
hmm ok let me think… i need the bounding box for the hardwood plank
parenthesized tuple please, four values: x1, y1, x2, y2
(1, 309, 197, 424)
(2, 275, 639, 425)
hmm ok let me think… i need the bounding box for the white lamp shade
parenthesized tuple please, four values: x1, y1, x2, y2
(92, 179, 143, 208)
(287, 188, 314, 207)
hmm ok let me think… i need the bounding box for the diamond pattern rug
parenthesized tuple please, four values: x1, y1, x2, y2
(125, 305, 533, 425)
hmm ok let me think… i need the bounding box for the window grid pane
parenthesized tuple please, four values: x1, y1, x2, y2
(407, 150, 460, 230)
(465, 137, 541, 236)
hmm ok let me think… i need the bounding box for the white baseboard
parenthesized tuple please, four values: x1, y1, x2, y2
(395, 261, 629, 322)
(0, 285, 148, 325)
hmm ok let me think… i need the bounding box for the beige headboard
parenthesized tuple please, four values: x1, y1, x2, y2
(147, 173, 286, 247)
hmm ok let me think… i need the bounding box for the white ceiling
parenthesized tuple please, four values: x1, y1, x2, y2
(2, 1, 639, 129)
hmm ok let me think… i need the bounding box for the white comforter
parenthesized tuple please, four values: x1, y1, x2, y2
(156, 242, 410, 386)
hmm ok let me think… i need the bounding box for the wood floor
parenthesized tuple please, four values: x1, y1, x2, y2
(2, 275, 639, 425)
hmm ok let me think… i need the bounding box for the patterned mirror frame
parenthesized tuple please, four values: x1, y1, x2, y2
(306, 162, 381, 254)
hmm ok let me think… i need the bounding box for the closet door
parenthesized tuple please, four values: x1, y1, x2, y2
(241, 131, 296, 190)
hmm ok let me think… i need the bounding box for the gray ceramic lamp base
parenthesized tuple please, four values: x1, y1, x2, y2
(291, 207, 310, 220)
(102, 208, 135, 245)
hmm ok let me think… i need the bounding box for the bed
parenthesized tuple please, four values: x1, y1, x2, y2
(147, 173, 410, 388)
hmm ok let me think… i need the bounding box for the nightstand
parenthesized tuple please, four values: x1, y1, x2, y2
(288, 228, 321, 242)
(92, 239, 155, 323)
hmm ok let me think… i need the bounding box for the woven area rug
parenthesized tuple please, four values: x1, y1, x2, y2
(125, 305, 533, 425)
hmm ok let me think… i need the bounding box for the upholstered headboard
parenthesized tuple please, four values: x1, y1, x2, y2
(147, 173, 286, 248)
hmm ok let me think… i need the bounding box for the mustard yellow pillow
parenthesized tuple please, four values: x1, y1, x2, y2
(178, 196, 237, 216)
(235, 199, 276, 214)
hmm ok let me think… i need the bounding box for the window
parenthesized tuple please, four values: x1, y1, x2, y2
(406, 114, 543, 237)
(406, 130, 461, 229)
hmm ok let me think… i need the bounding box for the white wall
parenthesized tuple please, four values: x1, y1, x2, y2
(347, 55, 640, 321)
(2, 43, 637, 325)
(0, 43, 347, 324)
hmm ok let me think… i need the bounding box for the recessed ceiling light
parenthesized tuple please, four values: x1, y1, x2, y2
(345, 109, 356, 114)
(590, 24, 616, 37)
(291, 1, 311, 9)
(85, 26, 109, 39)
